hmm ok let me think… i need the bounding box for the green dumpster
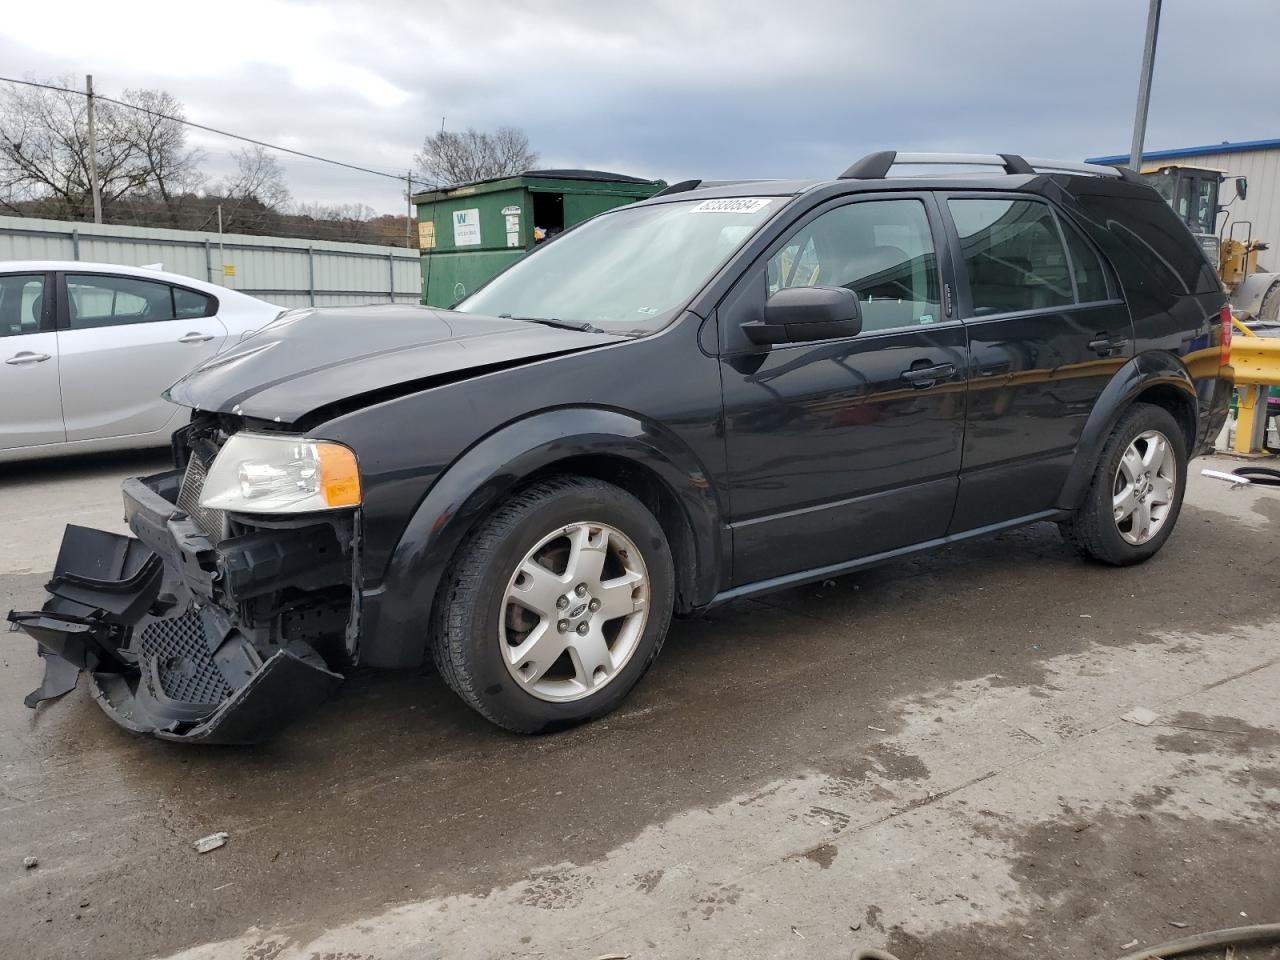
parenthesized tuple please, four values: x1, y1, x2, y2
(413, 169, 665, 308)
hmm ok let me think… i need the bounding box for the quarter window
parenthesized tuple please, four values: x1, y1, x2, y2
(1059, 218, 1109, 303)
(767, 199, 941, 332)
(174, 287, 214, 319)
(0, 274, 45, 338)
(948, 198, 1073, 315)
(66, 275, 177, 329)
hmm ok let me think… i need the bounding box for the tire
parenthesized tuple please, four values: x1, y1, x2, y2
(432, 476, 675, 733)
(1059, 403, 1188, 566)
(1259, 280, 1280, 322)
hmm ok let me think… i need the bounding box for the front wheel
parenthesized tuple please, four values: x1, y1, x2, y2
(1059, 403, 1188, 565)
(432, 476, 674, 733)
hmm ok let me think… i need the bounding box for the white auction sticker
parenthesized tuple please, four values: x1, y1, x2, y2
(689, 197, 774, 214)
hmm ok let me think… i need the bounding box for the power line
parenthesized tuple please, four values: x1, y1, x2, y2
(0, 74, 437, 190)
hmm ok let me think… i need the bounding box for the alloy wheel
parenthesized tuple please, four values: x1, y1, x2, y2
(499, 521, 650, 702)
(1112, 429, 1176, 545)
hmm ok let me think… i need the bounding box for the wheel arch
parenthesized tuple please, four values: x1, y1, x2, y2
(1056, 352, 1198, 511)
(359, 407, 725, 669)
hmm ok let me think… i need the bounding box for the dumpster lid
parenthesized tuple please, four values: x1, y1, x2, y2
(522, 168, 656, 185)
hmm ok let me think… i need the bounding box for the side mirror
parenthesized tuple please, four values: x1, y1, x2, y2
(1236, 177, 1248, 200)
(743, 285, 862, 345)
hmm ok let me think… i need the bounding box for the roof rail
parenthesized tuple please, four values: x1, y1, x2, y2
(838, 151, 1122, 180)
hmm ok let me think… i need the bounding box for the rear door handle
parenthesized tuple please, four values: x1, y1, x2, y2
(1087, 333, 1129, 356)
(900, 361, 956, 388)
(5, 351, 51, 365)
(178, 332, 215, 344)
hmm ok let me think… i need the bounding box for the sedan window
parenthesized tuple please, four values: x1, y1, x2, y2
(66, 274, 176, 329)
(174, 287, 214, 319)
(0, 274, 45, 338)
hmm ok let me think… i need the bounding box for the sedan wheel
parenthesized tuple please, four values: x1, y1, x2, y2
(1112, 429, 1177, 545)
(501, 521, 650, 702)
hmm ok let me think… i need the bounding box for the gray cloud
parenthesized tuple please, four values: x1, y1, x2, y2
(3, 0, 1278, 212)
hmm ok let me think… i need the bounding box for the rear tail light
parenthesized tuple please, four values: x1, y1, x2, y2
(1220, 305, 1233, 366)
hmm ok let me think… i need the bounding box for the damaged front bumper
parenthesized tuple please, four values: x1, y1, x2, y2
(8, 470, 354, 743)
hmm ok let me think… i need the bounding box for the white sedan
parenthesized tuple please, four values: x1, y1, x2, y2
(0, 261, 282, 463)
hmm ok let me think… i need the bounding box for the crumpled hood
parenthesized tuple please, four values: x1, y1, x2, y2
(165, 304, 625, 423)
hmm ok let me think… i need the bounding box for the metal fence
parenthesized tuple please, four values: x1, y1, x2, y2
(0, 214, 422, 308)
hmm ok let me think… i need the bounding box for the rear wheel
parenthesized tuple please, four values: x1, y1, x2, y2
(432, 476, 674, 733)
(1059, 403, 1187, 565)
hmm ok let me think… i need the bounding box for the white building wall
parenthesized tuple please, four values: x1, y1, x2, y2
(0, 215, 423, 308)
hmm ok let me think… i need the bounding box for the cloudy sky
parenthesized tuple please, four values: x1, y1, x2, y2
(2, 0, 1277, 214)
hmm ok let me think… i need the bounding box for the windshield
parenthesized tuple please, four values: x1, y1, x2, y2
(455, 196, 786, 333)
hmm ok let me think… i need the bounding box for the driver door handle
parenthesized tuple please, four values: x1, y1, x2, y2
(900, 361, 956, 388)
(178, 332, 215, 344)
(5, 351, 51, 365)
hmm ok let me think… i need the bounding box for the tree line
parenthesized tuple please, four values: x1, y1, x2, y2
(1, 76, 542, 246)
(0, 77, 415, 245)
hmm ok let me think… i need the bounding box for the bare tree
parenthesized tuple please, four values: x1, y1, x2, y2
(119, 88, 206, 223)
(416, 126, 537, 187)
(0, 75, 201, 220)
(208, 144, 291, 232)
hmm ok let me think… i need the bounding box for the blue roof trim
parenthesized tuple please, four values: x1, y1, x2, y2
(1086, 137, 1280, 165)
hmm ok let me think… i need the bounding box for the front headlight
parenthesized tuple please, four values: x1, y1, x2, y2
(199, 433, 361, 513)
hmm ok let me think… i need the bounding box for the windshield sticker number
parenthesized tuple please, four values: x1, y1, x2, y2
(690, 198, 773, 214)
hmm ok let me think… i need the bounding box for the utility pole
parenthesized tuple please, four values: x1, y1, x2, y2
(1128, 0, 1162, 171)
(85, 74, 103, 224)
(406, 169, 413, 248)
(217, 204, 226, 285)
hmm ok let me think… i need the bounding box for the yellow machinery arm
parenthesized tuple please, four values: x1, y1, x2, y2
(1229, 317, 1280, 453)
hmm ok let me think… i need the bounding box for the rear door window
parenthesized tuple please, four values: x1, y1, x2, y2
(66, 274, 176, 329)
(948, 198, 1072, 315)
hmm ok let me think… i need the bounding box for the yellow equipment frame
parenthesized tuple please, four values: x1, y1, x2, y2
(1230, 317, 1280, 454)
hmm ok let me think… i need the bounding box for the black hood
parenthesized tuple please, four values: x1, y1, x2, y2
(166, 304, 625, 423)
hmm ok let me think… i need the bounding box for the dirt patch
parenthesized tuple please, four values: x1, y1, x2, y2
(1154, 711, 1280, 756)
(879, 808, 1280, 959)
(800, 842, 838, 868)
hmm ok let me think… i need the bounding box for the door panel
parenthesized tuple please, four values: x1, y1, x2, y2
(718, 194, 966, 586)
(954, 302, 1132, 529)
(0, 273, 63, 451)
(1, 331, 64, 450)
(58, 273, 228, 441)
(723, 326, 968, 583)
(941, 194, 1134, 532)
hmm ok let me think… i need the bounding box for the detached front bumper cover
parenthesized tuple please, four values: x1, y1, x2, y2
(8, 474, 345, 744)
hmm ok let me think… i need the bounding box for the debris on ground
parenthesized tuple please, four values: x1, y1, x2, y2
(22, 856, 38, 869)
(1169, 921, 1188, 928)
(791, 926, 805, 939)
(592, 953, 631, 960)
(193, 832, 229, 854)
(1121, 707, 1159, 727)
(1120, 939, 1140, 950)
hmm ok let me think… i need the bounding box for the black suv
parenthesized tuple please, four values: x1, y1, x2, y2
(12, 151, 1232, 742)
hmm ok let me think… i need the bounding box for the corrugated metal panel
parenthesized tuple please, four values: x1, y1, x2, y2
(1154, 149, 1280, 267)
(0, 215, 421, 306)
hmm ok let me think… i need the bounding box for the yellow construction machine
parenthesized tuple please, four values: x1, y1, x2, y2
(1140, 163, 1280, 323)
